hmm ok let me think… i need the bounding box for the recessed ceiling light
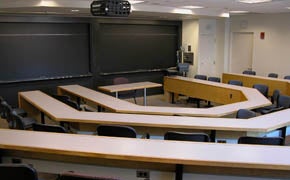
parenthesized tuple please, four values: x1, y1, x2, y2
(220, 12, 230, 18)
(182, 6, 204, 9)
(230, 10, 249, 13)
(128, 0, 144, 4)
(37, 0, 58, 7)
(238, 0, 272, 3)
(71, 9, 79, 12)
(172, 8, 193, 15)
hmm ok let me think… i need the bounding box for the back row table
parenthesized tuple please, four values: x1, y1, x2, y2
(222, 72, 290, 96)
(98, 81, 162, 106)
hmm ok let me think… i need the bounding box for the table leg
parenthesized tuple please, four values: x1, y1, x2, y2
(279, 126, 287, 144)
(143, 88, 147, 106)
(210, 130, 216, 142)
(175, 164, 183, 180)
(41, 112, 45, 124)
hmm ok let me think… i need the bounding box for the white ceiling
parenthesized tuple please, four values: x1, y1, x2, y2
(0, 0, 290, 20)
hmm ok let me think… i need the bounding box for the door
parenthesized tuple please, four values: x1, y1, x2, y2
(198, 34, 216, 77)
(230, 32, 254, 73)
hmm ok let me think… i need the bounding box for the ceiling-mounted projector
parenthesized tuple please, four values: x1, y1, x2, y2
(91, 0, 131, 17)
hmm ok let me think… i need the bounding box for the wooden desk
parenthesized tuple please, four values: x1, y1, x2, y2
(222, 72, 290, 96)
(18, 90, 289, 141)
(58, 83, 271, 117)
(1, 129, 290, 179)
(98, 81, 162, 106)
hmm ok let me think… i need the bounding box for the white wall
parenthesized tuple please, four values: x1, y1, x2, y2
(182, 18, 226, 78)
(182, 19, 199, 77)
(230, 13, 290, 78)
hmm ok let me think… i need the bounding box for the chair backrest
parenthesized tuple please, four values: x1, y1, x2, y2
(236, 109, 256, 119)
(277, 94, 290, 108)
(58, 172, 121, 180)
(10, 111, 25, 130)
(238, 136, 284, 146)
(33, 123, 67, 133)
(52, 94, 71, 103)
(207, 77, 221, 82)
(252, 84, 269, 97)
(271, 89, 280, 105)
(164, 131, 210, 142)
(284, 75, 290, 80)
(112, 77, 136, 102)
(97, 125, 137, 138)
(0, 163, 38, 180)
(242, 70, 256, 75)
(194, 74, 207, 80)
(268, 73, 278, 78)
(177, 63, 189, 73)
(64, 99, 82, 111)
(0, 98, 7, 118)
(228, 80, 243, 86)
(113, 77, 129, 85)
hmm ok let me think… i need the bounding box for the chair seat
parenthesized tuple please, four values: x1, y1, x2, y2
(22, 117, 37, 129)
(14, 108, 28, 117)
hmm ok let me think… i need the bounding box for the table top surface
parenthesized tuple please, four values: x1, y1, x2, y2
(1, 128, 290, 170)
(58, 82, 271, 117)
(222, 72, 290, 96)
(18, 90, 290, 133)
(98, 81, 162, 92)
(223, 72, 290, 82)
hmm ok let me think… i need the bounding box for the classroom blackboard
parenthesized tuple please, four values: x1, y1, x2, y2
(96, 23, 178, 74)
(0, 22, 91, 82)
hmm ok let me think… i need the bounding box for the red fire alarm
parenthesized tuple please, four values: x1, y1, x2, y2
(260, 32, 265, 39)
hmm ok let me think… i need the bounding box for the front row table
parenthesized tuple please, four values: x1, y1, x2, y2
(1, 129, 290, 180)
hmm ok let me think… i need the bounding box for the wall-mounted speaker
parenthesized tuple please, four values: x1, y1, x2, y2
(91, 0, 131, 17)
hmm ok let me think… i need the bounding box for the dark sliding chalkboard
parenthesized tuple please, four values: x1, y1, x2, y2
(96, 23, 178, 74)
(0, 22, 91, 82)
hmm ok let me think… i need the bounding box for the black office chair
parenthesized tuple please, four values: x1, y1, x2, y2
(0, 163, 39, 180)
(0, 100, 27, 119)
(177, 63, 189, 77)
(52, 94, 71, 103)
(260, 94, 290, 114)
(96, 125, 137, 138)
(164, 131, 210, 142)
(207, 76, 221, 83)
(194, 74, 207, 80)
(238, 136, 284, 146)
(0, 96, 5, 118)
(33, 123, 68, 133)
(242, 70, 256, 75)
(228, 80, 243, 86)
(64, 99, 82, 111)
(10, 110, 36, 130)
(57, 171, 121, 180)
(256, 89, 280, 113)
(252, 84, 269, 97)
(268, 73, 278, 78)
(113, 77, 137, 104)
(206, 77, 221, 107)
(284, 75, 290, 80)
(236, 109, 256, 119)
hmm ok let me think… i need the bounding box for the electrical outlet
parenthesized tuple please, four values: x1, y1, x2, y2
(136, 170, 150, 179)
(217, 139, 227, 143)
(11, 158, 22, 163)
